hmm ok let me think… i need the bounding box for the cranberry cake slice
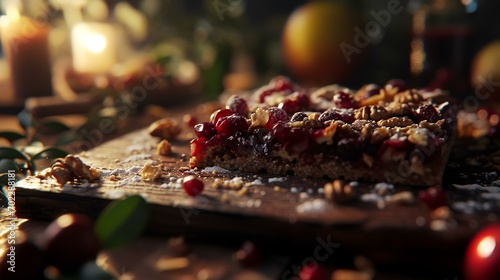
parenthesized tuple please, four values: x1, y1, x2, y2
(190, 77, 456, 186)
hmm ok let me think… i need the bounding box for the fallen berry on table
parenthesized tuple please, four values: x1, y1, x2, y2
(182, 176, 204, 196)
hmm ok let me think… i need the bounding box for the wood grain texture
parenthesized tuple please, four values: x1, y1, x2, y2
(13, 116, 498, 274)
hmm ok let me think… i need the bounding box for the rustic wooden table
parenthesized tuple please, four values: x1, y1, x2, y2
(2, 108, 499, 279)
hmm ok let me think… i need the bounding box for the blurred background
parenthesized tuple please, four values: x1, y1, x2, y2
(1, 0, 500, 118)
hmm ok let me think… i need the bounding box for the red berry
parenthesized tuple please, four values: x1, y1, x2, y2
(418, 187, 447, 209)
(43, 213, 101, 272)
(363, 83, 381, 99)
(258, 85, 275, 103)
(183, 114, 198, 127)
(226, 95, 249, 116)
(299, 263, 328, 280)
(464, 223, 500, 280)
(272, 122, 292, 143)
(182, 176, 204, 196)
(215, 115, 249, 135)
(318, 108, 355, 123)
(333, 91, 355, 109)
(194, 122, 217, 138)
(265, 107, 289, 130)
(234, 241, 263, 267)
(385, 79, 407, 92)
(0, 231, 44, 279)
(272, 76, 294, 92)
(291, 112, 309, 122)
(416, 104, 440, 123)
(190, 137, 207, 157)
(279, 92, 311, 114)
(210, 109, 233, 125)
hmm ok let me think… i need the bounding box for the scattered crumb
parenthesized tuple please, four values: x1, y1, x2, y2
(296, 199, 330, 214)
(269, 177, 286, 183)
(331, 269, 371, 280)
(387, 191, 414, 205)
(273, 186, 281, 192)
(452, 184, 481, 191)
(237, 187, 248, 196)
(155, 257, 189, 271)
(141, 163, 163, 182)
(157, 139, 172, 156)
(201, 166, 231, 174)
(374, 182, 394, 196)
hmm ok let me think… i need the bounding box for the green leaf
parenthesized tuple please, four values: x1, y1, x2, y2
(38, 120, 70, 134)
(0, 131, 25, 144)
(0, 174, 9, 185)
(55, 130, 83, 146)
(94, 195, 149, 249)
(0, 191, 8, 208)
(31, 147, 68, 161)
(17, 110, 33, 131)
(0, 147, 30, 162)
(0, 159, 21, 173)
(78, 262, 115, 280)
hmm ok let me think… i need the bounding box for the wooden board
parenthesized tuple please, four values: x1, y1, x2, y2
(14, 113, 500, 275)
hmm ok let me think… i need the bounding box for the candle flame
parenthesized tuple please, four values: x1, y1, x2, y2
(84, 33, 107, 54)
(3, 0, 21, 22)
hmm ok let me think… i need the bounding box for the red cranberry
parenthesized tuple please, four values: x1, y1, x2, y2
(190, 137, 207, 157)
(385, 79, 408, 92)
(415, 104, 440, 123)
(183, 114, 198, 127)
(362, 84, 382, 100)
(206, 134, 226, 147)
(464, 223, 500, 280)
(226, 95, 249, 116)
(265, 107, 290, 130)
(318, 108, 355, 123)
(216, 115, 249, 135)
(272, 122, 292, 143)
(0, 231, 44, 279)
(43, 213, 101, 272)
(210, 109, 233, 125)
(271, 76, 295, 92)
(194, 122, 217, 138)
(287, 127, 311, 153)
(299, 263, 328, 280)
(258, 85, 275, 103)
(333, 91, 356, 109)
(234, 241, 263, 267)
(418, 187, 447, 209)
(383, 138, 413, 150)
(182, 176, 204, 196)
(291, 112, 309, 122)
(336, 137, 363, 160)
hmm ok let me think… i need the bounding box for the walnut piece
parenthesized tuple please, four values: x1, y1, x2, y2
(157, 139, 172, 156)
(408, 127, 429, 146)
(370, 127, 391, 144)
(324, 180, 357, 204)
(377, 117, 414, 127)
(393, 89, 423, 103)
(36, 155, 100, 185)
(141, 163, 162, 181)
(369, 105, 390, 121)
(314, 121, 339, 144)
(250, 107, 269, 128)
(148, 118, 182, 140)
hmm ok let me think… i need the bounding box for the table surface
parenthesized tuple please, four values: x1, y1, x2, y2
(1, 109, 500, 280)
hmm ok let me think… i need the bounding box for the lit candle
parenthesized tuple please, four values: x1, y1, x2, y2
(71, 22, 117, 74)
(0, 1, 53, 99)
